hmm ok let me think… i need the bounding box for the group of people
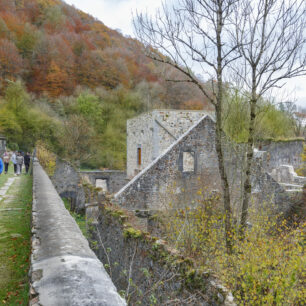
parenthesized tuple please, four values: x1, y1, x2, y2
(0, 151, 31, 176)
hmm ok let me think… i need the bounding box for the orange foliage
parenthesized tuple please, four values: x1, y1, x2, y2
(0, 39, 23, 84)
(0, 0, 208, 111)
(46, 61, 69, 97)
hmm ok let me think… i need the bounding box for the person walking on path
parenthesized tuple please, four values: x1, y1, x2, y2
(16, 152, 23, 176)
(11, 151, 17, 175)
(24, 152, 31, 174)
(0, 157, 3, 176)
(2, 151, 10, 174)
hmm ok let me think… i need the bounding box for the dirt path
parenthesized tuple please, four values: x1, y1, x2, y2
(0, 174, 32, 305)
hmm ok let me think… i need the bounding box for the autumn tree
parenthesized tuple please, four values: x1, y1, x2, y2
(46, 60, 69, 97)
(59, 114, 94, 165)
(0, 39, 23, 85)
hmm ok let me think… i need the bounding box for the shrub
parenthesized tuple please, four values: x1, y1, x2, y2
(162, 194, 305, 305)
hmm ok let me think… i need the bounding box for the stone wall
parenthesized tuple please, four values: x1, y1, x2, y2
(259, 140, 304, 171)
(117, 116, 221, 210)
(117, 115, 285, 213)
(87, 201, 234, 305)
(80, 170, 128, 194)
(126, 110, 212, 178)
(30, 161, 125, 306)
(51, 158, 85, 212)
(127, 112, 155, 178)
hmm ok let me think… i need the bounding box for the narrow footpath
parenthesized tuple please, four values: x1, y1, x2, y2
(0, 170, 32, 305)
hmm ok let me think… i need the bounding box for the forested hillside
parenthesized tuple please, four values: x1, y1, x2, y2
(0, 0, 207, 105)
(0, 0, 302, 169)
(0, 0, 210, 168)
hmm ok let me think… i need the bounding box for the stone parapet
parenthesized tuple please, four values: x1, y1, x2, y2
(30, 160, 126, 306)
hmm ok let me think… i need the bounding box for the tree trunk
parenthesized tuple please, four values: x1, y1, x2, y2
(239, 69, 257, 239)
(215, 4, 233, 254)
(215, 103, 233, 253)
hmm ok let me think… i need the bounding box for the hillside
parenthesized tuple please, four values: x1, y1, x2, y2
(0, 0, 212, 169)
(0, 0, 300, 170)
(0, 0, 208, 107)
(0, 0, 153, 94)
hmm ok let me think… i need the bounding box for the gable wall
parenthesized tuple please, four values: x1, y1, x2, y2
(117, 116, 221, 210)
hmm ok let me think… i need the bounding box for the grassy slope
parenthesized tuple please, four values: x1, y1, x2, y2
(63, 198, 87, 237)
(0, 165, 32, 305)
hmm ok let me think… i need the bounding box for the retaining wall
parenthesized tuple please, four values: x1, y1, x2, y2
(87, 201, 235, 305)
(30, 160, 125, 306)
(51, 158, 85, 212)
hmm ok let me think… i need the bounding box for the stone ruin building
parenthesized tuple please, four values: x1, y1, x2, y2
(52, 109, 305, 220)
(114, 110, 305, 215)
(44, 110, 304, 304)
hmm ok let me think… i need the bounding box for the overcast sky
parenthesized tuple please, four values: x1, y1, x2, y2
(64, 0, 306, 108)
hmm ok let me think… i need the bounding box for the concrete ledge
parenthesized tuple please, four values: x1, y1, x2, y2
(30, 161, 126, 306)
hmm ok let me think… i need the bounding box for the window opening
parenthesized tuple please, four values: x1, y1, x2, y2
(183, 151, 195, 172)
(95, 179, 108, 192)
(137, 147, 142, 166)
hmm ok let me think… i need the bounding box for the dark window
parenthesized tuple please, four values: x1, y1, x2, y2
(137, 147, 142, 165)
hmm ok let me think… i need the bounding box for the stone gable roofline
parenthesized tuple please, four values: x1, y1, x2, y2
(115, 114, 215, 199)
(127, 109, 214, 123)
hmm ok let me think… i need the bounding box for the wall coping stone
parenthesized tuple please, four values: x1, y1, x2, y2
(30, 161, 126, 306)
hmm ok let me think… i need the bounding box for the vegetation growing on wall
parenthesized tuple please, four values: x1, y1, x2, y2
(161, 193, 305, 305)
(86, 202, 232, 305)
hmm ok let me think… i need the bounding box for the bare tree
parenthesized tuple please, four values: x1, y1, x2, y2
(232, 0, 306, 237)
(134, 0, 240, 253)
(59, 114, 94, 166)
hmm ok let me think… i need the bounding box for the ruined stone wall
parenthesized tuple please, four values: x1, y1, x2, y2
(51, 158, 85, 212)
(87, 202, 234, 305)
(127, 112, 154, 178)
(155, 110, 210, 154)
(117, 116, 221, 210)
(126, 110, 213, 179)
(79, 170, 128, 194)
(259, 140, 304, 171)
(117, 115, 289, 214)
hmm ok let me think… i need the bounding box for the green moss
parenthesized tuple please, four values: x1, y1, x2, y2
(148, 214, 163, 222)
(123, 227, 143, 239)
(184, 268, 208, 291)
(103, 207, 128, 224)
(63, 198, 87, 238)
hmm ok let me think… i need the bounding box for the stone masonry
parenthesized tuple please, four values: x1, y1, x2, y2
(117, 115, 220, 210)
(116, 113, 295, 215)
(127, 110, 213, 178)
(30, 161, 125, 306)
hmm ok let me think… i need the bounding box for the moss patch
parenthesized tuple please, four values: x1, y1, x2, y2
(123, 226, 143, 239)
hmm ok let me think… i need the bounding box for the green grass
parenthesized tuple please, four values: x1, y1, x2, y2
(0, 174, 32, 305)
(0, 162, 14, 188)
(63, 198, 87, 238)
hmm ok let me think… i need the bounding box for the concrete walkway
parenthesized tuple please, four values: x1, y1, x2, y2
(0, 177, 16, 201)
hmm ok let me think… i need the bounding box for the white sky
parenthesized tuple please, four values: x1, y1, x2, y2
(64, 0, 306, 108)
